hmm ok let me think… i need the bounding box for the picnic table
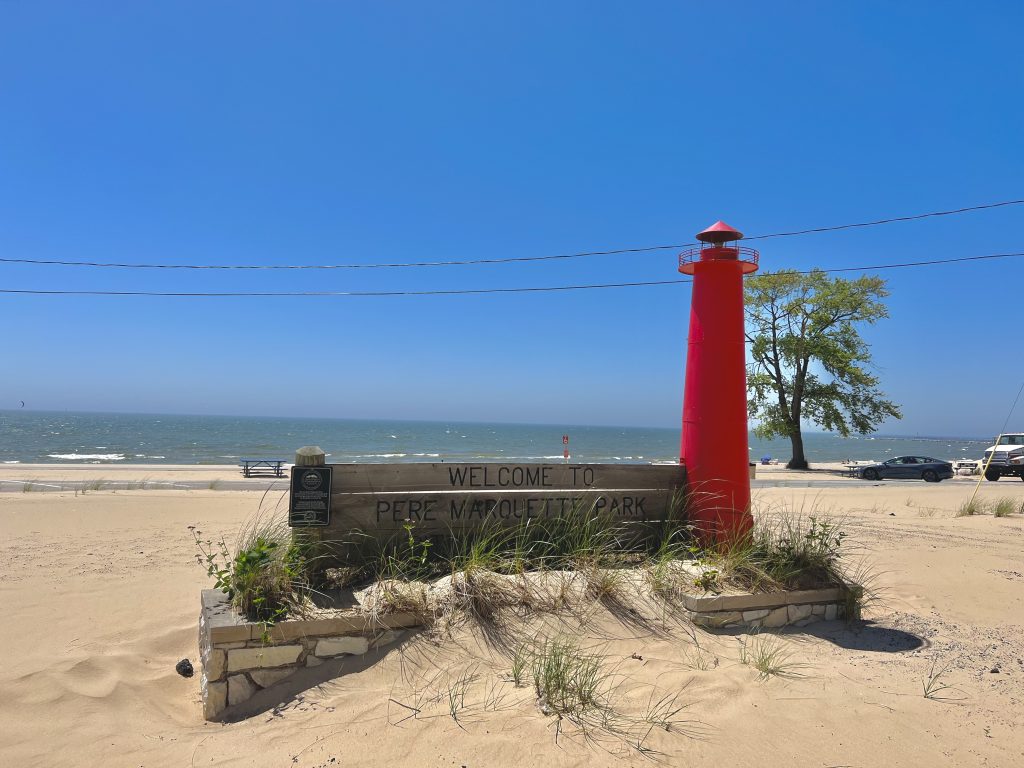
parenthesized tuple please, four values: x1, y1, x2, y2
(239, 458, 287, 478)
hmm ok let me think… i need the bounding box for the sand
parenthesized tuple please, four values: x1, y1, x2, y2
(1, 465, 1022, 767)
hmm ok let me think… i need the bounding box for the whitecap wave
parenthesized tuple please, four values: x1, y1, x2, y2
(502, 456, 569, 460)
(47, 453, 126, 461)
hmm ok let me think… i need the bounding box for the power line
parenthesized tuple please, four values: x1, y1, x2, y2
(811, 251, 1024, 273)
(1, 251, 1021, 298)
(0, 279, 688, 297)
(1, 198, 1022, 272)
(743, 198, 1024, 241)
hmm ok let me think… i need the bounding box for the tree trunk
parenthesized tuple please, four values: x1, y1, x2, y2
(787, 430, 809, 470)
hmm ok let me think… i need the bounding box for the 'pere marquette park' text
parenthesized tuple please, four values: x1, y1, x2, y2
(373, 465, 652, 524)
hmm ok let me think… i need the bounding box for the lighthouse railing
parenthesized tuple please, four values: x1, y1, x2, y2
(678, 245, 760, 270)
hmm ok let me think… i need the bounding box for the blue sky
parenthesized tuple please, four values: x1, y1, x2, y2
(1, 1, 1022, 437)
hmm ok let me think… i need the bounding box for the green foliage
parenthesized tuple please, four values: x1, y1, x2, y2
(956, 496, 1023, 517)
(191, 517, 311, 623)
(718, 514, 850, 591)
(955, 498, 984, 517)
(693, 566, 720, 592)
(744, 269, 902, 467)
(376, 522, 435, 582)
(355, 501, 686, 587)
(509, 644, 529, 687)
(509, 637, 696, 755)
(992, 497, 1020, 518)
(738, 633, 801, 680)
(922, 659, 962, 700)
(530, 637, 605, 716)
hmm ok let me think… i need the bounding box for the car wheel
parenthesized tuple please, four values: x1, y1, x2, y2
(985, 471, 1000, 481)
(923, 470, 938, 482)
(863, 468, 879, 481)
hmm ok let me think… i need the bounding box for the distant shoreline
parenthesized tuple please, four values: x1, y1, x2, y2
(0, 408, 995, 443)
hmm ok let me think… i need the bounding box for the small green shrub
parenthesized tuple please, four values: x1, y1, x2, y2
(191, 515, 311, 623)
(693, 566, 720, 592)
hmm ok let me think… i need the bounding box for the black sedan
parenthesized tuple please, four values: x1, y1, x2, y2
(858, 456, 954, 482)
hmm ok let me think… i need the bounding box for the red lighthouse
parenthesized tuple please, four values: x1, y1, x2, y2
(679, 221, 759, 543)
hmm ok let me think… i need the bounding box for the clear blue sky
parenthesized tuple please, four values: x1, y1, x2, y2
(1, 1, 1022, 437)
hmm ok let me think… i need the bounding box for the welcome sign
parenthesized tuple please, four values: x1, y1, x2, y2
(289, 462, 687, 537)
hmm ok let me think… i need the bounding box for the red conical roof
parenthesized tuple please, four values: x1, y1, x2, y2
(696, 220, 743, 243)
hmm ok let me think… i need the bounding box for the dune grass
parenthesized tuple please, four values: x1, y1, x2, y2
(530, 637, 605, 716)
(738, 633, 804, 680)
(956, 496, 1023, 517)
(956, 498, 985, 517)
(714, 510, 852, 592)
(992, 496, 1022, 518)
(197, 492, 861, 628)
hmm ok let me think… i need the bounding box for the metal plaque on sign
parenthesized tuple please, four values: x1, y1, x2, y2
(289, 466, 332, 527)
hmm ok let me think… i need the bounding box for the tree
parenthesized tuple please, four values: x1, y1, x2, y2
(744, 269, 902, 469)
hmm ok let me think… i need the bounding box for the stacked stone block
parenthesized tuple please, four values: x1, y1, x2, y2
(199, 590, 418, 721)
(683, 585, 859, 630)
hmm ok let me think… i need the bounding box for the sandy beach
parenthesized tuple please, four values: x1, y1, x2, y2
(1, 464, 1022, 767)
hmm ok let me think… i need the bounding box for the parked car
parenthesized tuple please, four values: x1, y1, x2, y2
(858, 456, 953, 482)
(952, 459, 981, 476)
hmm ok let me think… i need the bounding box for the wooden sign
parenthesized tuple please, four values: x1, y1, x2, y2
(301, 462, 686, 537)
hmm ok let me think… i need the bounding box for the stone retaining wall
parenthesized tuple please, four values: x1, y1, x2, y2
(683, 585, 860, 629)
(199, 582, 858, 719)
(199, 590, 422, 721)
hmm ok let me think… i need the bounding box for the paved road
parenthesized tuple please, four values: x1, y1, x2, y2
(752, 478, 947, 488)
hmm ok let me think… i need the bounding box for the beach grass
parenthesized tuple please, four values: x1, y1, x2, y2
(956, 496, 1022, 518)
(992, 496, 1020, 518)
(530, 637, 605, 717)
(196, 493, 859, 628)
(738, 633, 803, 680)
(956, 498, 985, 516)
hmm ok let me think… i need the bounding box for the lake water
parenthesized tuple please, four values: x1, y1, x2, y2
(0, 410, 994, 466)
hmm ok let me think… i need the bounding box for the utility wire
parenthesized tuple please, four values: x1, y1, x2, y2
(1, 251, 1021, 298)
(1, 198, 1022, 271)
